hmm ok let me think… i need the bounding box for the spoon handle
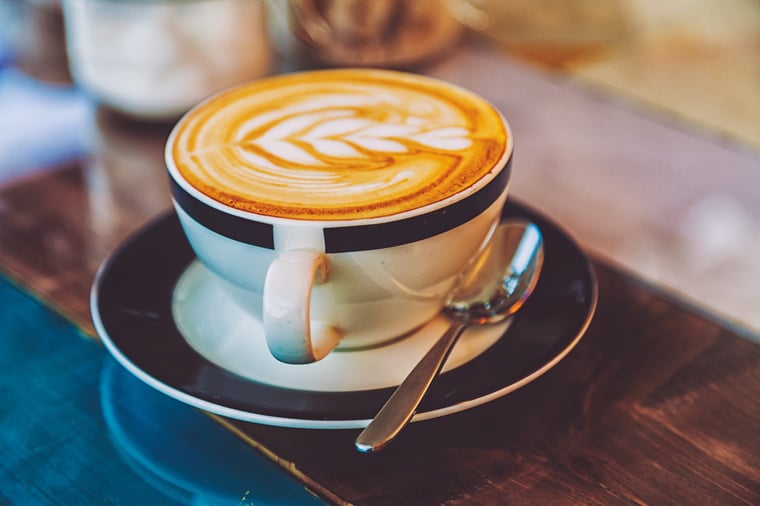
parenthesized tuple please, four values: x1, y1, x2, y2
(355, 321, 467, 453)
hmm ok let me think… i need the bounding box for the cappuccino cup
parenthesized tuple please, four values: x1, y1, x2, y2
(166, 69, 512, 364)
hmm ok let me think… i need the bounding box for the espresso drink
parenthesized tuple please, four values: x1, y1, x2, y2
(170, 69, 508, 220)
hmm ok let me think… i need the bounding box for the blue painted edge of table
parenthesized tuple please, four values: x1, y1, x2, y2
(0, 273, 327, 505)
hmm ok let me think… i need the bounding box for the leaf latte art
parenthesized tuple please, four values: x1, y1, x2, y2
(170, 69, 509, 220)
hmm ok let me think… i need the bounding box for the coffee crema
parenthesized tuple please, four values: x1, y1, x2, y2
(170, 69, 508, 220)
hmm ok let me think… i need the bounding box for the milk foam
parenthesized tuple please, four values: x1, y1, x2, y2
(170, 69, 508, 220)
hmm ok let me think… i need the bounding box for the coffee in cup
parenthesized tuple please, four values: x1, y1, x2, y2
(166, 69, 512, 363)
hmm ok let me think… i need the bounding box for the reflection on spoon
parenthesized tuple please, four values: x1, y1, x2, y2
(355, 220, 544, 453)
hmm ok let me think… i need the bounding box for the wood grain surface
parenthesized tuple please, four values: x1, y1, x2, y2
(0, 46, 758, 505)
(0, 110, 173, 332)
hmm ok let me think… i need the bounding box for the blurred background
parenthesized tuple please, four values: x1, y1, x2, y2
(1, 0, 759, 337)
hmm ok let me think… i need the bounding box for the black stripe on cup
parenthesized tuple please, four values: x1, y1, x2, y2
(169, 156, 511, 254)
(170, 180, 276, 249)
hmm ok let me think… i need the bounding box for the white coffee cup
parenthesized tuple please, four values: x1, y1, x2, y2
(165, 69, 512, 364)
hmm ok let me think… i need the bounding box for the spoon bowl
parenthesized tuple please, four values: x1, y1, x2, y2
(355, 220, 544, 453)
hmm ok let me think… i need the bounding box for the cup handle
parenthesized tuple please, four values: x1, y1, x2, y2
(263, 250, 342, 363)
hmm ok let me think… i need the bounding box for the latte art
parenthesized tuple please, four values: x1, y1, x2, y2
(170, 69, 508, 220)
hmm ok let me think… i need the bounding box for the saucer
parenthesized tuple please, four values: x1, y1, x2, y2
(173, 260, 511, 392)
(91, 199, 597, 429)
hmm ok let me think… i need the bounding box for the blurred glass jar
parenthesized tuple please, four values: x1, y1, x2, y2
(62, 0, 272, 121)
(267, 0, 462, 69)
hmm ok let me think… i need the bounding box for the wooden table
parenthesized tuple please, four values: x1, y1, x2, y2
(1, 10, 758, 504)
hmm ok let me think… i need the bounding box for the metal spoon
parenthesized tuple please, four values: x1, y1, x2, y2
(355, 220, 544, 453)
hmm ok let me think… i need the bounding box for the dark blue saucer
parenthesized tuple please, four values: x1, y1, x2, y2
(91, 199, 596, 427)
